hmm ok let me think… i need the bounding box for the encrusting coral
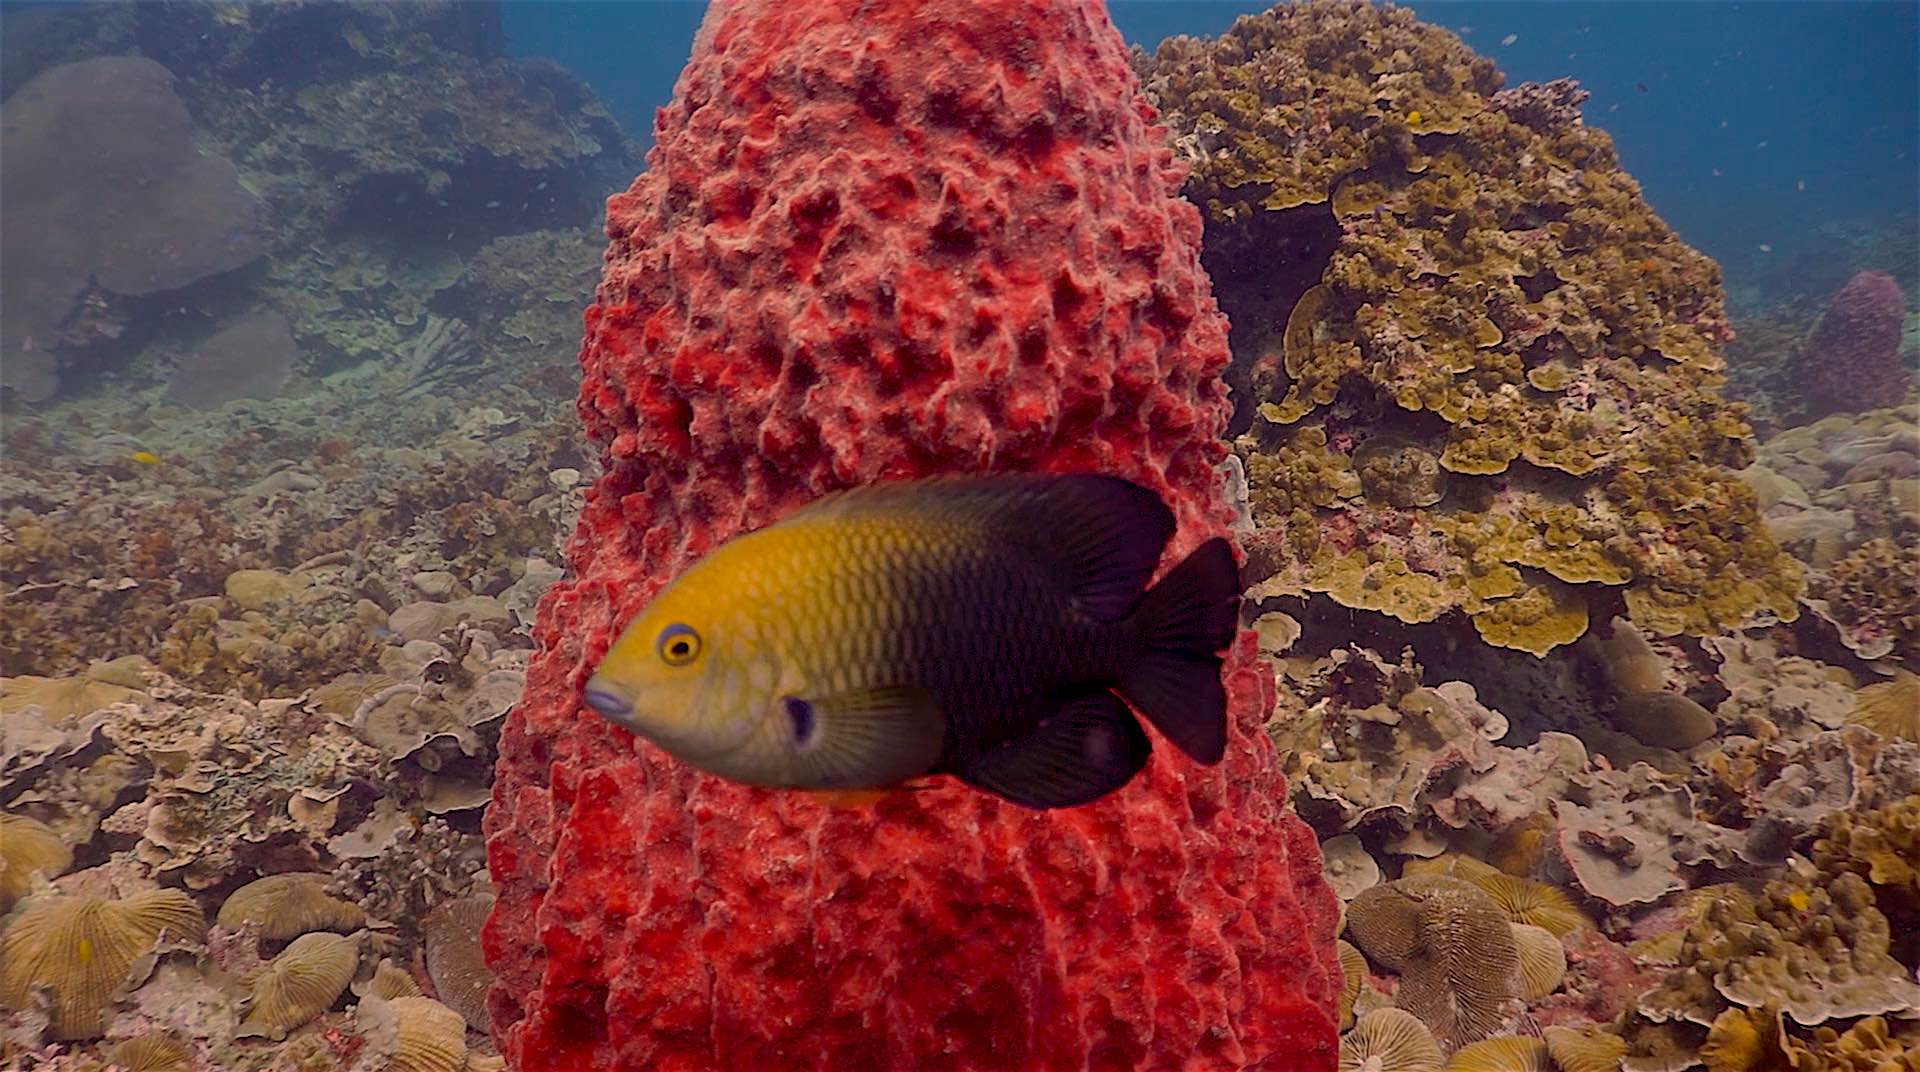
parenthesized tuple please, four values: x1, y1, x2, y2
(1640, 871, 1920, 1030)
(1813, 793, 1920, 957)
(1136, 0, 1803, 655)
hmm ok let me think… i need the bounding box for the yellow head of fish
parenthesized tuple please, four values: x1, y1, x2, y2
(129, 450, 161, 466)
(584, 521, 944, 791)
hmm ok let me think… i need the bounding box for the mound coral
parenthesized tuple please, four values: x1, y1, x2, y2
(236, 930, 362, 1040)
(484, 2, 1340, 1069)
(1136, 1, 1802, 653)
(1340, 1008, 1442, 1072)
(1795, 271, 1913, 418)
(0, 56, 268, 400)
(1346, 875, 1520, 1046)
(0, 888, 206, 1039)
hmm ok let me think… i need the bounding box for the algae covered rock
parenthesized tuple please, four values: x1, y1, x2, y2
(1137, 0, 1802, 655)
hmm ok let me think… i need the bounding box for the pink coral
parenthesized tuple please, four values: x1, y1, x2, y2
(482, 1, 1341, 1070)
(1799, 270, 1912, 417)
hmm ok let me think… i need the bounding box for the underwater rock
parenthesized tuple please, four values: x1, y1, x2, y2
(0, 56, 269, 401)
(485, 0, 1341, 1069)
(166, 309, 299, 409)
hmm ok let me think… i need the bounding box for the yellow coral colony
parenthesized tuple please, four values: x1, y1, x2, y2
(0, 890, 206, 1039)
(1136, 3, 1802, 655)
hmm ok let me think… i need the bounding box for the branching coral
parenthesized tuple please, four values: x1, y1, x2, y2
(1137, 0, 1802, 654)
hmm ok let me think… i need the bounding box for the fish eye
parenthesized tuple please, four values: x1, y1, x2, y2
(656, 623, 702, 666)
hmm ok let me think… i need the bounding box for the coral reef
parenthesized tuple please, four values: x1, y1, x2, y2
(486, 1, 1341, 1069)
(0, 1, 637, 404)
(1794, 271, 1914, 418)
(1136, 1, 1802, 654)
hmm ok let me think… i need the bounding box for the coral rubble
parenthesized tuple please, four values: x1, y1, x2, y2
(485, 1, 1341, 1069)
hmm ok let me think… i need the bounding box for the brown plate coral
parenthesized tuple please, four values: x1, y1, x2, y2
(1137, 0, 1802, 655)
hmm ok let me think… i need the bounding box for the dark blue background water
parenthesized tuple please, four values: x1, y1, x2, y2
(502, 1, 1918, 290)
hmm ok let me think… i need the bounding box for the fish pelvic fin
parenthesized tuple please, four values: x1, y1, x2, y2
(1116, 536, 1239, 764)
(955, 692, 1150, 809)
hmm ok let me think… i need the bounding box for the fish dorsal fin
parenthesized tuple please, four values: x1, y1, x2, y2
(956, 691, 1151, 809)
(800, 473, 1176, 622)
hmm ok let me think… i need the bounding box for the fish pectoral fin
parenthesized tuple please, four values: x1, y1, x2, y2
(955, 692, 1151, 810)
(795, 686, 946, 789)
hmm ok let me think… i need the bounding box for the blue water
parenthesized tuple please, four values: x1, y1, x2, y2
(502, 0, 1919, 289)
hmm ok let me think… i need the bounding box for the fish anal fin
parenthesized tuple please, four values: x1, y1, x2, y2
(956, 692, 1150, 810)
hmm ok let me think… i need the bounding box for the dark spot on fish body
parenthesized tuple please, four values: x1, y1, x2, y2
(785, 695, 816, 744)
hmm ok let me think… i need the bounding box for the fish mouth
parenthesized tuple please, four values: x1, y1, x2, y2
(582, 678, 636, 722)
(582, 675, 737, 762)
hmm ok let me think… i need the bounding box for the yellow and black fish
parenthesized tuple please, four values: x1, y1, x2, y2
(583, 473, 1241, 809)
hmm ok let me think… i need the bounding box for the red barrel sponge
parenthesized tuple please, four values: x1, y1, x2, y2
(1800, 269, 1912, 416)
(483, 1, 1342, 1069)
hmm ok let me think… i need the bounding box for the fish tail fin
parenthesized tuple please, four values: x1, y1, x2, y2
(1117, 537, 1240, 764)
